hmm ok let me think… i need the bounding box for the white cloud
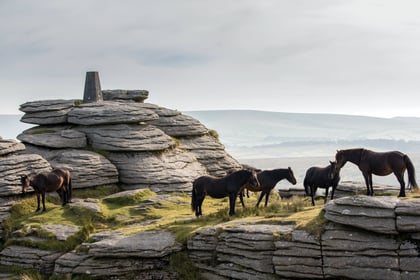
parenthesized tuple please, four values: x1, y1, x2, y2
(1, 0, 420, 117)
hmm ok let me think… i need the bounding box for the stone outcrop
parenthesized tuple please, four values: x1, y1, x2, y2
(186, 196, 420, 280)
(13, 90, 241, 195)
(54, 230, 182, 278)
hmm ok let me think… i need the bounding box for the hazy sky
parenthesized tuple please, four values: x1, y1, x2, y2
(1, 0, 420, 117)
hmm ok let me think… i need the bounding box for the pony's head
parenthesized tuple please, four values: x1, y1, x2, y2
(20, 175, 30, 194)
(328, 161, 340, 180)
(335, 150, 347, 169)
(247, 170, 260, 188)
(287, 167, 297, 185)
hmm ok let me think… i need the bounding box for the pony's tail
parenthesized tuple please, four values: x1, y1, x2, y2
(404, 155, 418, 189)
(191, 183, 197, 214)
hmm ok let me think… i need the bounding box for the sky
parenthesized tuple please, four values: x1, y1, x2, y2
(1, 0, 420, 118)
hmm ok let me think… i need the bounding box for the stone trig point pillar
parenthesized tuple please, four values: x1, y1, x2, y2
(83, 71, 103, 103)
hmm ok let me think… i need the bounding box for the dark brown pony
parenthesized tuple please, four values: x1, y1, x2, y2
(191, 169, 259, 217)
(335, 148, 418, 197)
(20, 168, 72, 212)
(240, 167, 297, 207)
(304, 161, 340, 206)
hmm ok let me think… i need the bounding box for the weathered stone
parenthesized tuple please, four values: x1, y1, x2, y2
(49, 149, 119, 189)
(0, 245, 63, 275)
(0, 154, 51, 196)
(0, 139, 25, 156)
(102, 89, 149, 102)
(19, 99, 76, 125)
(274, 230, 323, 279)
(108, 149, 206, 193)
(41, 224, 80, 241)
(68, 101, 159, 125)
(150, 114, 208, 137)
(324, 195, 399, 234)
(17, 126, 87, 149)
(396, 199, 420, 232)
(77, 124, 174, 152)
(88, 230, 182, 258)
(70, 198, 101, 213)
(322, 223, 400, 280)
(178, 135, 241, 176)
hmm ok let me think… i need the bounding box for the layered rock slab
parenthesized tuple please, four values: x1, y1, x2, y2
(108, 149, 206, 192)
(20, 99, 76, 125)
(67, 101, 159, 125)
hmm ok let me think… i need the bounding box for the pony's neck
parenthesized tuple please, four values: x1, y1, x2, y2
(272, 169, 288, 180)
(345, 149, 363, 166)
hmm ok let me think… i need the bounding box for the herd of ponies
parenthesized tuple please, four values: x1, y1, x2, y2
(19, 148, 418, 216)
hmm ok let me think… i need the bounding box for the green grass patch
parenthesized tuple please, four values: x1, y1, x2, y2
(72, 185, 120, 199)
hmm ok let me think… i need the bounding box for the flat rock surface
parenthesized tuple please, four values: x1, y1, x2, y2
(88, 230, 182, 258)
(67, 101, 159, 125)
(20, 99, 76, 125)
(77, 124, 174, 152)
(324, 195, 399, 234)
(17, 126, 87, 148)
(0, 139, 25, 156)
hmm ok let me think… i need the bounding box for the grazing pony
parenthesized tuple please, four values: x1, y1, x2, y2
(304, 161, 340, 206)
(20, 168, 72, 212)
(335, 148, 418, 197)
(241, 167, 297, 207)
(191, 169, 259, 217)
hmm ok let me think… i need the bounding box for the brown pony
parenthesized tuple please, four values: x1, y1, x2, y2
(240, 167, 297, 207)
(335, 148, 418, 197)
(20, 168, 72, 212)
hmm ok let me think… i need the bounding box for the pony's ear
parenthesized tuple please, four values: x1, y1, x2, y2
(288, 167, 292, 171)
(329, 160, 333, 164)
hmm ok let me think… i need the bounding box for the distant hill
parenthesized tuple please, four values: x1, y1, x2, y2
(185, 110, 420, 159)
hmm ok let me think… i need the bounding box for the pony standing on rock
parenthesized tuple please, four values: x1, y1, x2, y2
(304, 161, 340, 206)
(191, 169, 259, 217)
(20, 168, 72, 212)
(335, 148, 418, 197)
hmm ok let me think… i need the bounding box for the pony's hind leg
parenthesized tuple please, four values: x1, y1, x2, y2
(256, 191, 266, 207)
(228, 193, 237, 216)
(396, 173, 406, 197)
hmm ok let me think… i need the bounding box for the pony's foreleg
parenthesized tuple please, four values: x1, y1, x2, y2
(324, 187, 329, 204)
(62, 188, 68, 206)
(330, 185, 337, 201)
(228, 193, 237, 216)
(41, 193, 46, 212)
(310, 186, 315, 206)
(239, 191, 246, 208)
(264, 190, 271, 207)
(363, 173, 372, 196)
(36, 193, 41, 212)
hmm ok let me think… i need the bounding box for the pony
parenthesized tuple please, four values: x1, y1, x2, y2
(240, 167, 297, 207)
(191, 169, 259, 217)
(20, 168, 72, 212)
(335, 148, 418, 197)
(304, 161, 340, 206)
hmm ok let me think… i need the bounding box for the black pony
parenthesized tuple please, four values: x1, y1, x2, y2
(336, 148, 418, 197)
(191, 169, 259, 217)
(304, 161, 340, 206)
(240, 167, 297, 207)
(21, 168, 72, 212)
